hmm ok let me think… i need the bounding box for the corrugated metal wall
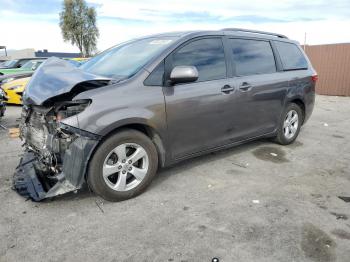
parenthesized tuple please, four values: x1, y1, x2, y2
(304, 43, 350, 96)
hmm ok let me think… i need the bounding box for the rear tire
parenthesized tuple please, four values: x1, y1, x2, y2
(87, 129, 158, 202)
(274, 103, 303, 145)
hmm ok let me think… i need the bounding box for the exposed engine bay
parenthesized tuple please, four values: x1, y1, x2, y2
(21, 102, 89, 171)
(13, 101, 100, 201)
(12, 57, 113, 201)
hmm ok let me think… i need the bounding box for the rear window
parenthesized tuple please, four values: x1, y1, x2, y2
(229, 39, 276, 76)
(275, 41, 308, 70)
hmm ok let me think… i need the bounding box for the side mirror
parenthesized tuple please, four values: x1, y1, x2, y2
(170, 66, 198, 84)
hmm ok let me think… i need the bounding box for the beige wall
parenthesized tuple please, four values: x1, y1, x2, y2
(305, 43, 350, 96)
(0, 48, 35, 61)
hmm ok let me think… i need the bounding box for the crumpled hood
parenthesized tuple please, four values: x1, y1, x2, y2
(23, 57, 111, 105)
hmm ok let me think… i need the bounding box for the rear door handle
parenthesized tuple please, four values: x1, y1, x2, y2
(239, 82, 253, 92)
(221, 85, 235, 94)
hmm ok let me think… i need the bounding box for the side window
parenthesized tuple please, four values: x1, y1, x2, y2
(274, 41, 308, 70)
(172, 38, 226, 82)
(229, 39, 276, 76)
(18, 60, 28, 67)
(144, 61, 164, 86)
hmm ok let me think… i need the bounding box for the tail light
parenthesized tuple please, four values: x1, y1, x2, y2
(311, 74, 318, 82)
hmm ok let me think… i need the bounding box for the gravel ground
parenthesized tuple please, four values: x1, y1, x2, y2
(0, 95, 349, 262)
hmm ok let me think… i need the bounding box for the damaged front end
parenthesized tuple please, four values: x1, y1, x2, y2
(14, 101, 100, 201)
(13, 57, 111, 201)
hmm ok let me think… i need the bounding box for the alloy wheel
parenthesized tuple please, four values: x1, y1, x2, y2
(283, 109, 299, 139)
(102, 143, 149, 191)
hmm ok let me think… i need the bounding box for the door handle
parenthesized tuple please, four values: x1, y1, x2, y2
(221, 85, 235, 94)
(239, 82, 253, 92)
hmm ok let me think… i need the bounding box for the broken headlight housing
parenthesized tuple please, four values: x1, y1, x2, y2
(55, 99, 91, 122)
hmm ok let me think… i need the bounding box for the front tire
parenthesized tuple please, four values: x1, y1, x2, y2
(275, 103, 303, 145)
(87, 129, 158, 202)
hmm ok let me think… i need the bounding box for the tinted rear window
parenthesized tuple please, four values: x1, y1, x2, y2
(229, 39, 276, 76)
(274, 41, 308, 70)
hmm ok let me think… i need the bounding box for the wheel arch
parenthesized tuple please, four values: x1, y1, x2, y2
(90, 120, 167, 170)
(288, 98, 306, 124)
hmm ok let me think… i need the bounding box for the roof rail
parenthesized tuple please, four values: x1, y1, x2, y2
(221, 28, 288, 39)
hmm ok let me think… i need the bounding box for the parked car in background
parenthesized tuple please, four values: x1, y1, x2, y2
(14, 29, 316, 202)
(0, 72, 33, 85)
(65, 58, 85, 67)
(0, 59, 82, 104)
(71, 57, 89, 62)
(0, 57, 80, 84)
(0, 57, 44, 69)
(0, 59, 45, 75)
(0, 87, 7, 117)
(2, 77, 29, 104)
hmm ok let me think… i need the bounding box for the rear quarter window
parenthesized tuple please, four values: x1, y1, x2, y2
(274, 41, 308, 70)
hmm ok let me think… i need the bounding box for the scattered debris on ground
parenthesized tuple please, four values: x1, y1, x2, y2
(330, 212, 348, 220)
(231, 161, 249, 168)
(338, 196, 350, 203)
(9, 128, 20, 138)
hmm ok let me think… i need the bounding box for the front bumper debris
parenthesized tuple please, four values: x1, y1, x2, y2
(13, 135, 99, 201)
(13, 152, 46, 201)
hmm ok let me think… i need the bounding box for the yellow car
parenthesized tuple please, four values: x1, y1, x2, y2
(71, 57, 89, 62)
(2, 77, 30, 105)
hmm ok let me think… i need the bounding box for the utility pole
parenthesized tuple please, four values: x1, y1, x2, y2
(304, 32, 307, 52)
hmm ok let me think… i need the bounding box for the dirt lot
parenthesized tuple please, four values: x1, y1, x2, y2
(0, 95, 349, 262)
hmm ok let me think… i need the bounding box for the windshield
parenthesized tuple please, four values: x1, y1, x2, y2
(81, 37, 177, 78)
(21, 60, 43, 70)
(3, 60, 18, 67)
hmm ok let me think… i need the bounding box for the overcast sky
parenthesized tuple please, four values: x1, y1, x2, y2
(1, 0, 349, 53)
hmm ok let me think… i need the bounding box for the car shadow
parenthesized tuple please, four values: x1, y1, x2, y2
(149, 138, 273, 189)
(41, 138, 281, 204)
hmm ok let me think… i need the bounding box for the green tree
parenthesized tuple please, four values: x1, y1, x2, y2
(59, 0, 99, 57)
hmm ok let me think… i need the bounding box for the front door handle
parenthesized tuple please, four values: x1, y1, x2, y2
(239, 82, 253, 92)
(221, 85, 235, 94)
